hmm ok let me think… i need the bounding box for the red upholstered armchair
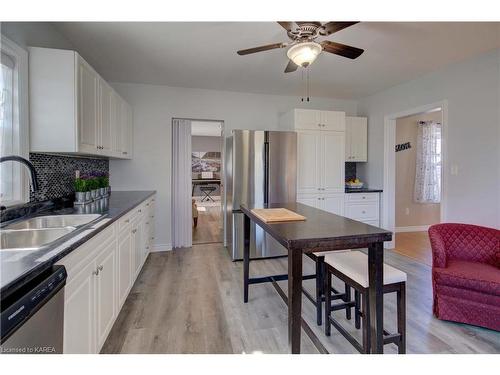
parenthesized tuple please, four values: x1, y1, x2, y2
(428, 223, 500, 331)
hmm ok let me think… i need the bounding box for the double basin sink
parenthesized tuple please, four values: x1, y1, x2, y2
(1, 214, 102, 251)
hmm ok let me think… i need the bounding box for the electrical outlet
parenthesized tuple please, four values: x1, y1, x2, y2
(405, 207, 410, 215)
(75, 170, 80, 178)
(451, 164, 459, 176)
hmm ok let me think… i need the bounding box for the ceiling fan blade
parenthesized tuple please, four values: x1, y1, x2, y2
(320, 21, 359, 36)
(321, 40, 364, 59)
(284, 60, 298, 73)
(237, 42, 286, 55)
(277, 21, 295, 32)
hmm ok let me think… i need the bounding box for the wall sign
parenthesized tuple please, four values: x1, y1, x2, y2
(395, 142, 411, 152)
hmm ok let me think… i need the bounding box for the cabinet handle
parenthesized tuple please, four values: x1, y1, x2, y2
(93, 269, 99, 276)
(132, 229, 137, 234)
(362, 196, 366, 199)
(98, 265, 103, 271)
(362, 211, 366, 214)
(125, 219, 130, 223)
(151, 215, 154, 218)
(138, 209, 142, 213)
(146, 222, 149, 225)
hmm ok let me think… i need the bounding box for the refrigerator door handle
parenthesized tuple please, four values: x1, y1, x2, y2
(264, 141, 269, 205)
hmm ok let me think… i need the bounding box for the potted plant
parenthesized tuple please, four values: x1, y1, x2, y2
(96, 172, 109, 197)
(74, 177, 89, 204)
(88, 174, 99, 200)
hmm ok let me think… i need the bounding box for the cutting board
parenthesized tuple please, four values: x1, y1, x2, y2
(251, 208, 306, 223)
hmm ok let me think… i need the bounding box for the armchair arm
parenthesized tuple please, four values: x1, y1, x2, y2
(429, 225, 448, 268)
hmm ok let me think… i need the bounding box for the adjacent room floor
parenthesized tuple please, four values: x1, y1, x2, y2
(101, 244, 500, 354)
(192, 196, 223, 245)
(393, 231, 433, 266)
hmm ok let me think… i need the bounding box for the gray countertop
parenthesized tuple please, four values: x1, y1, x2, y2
(0, 191, 155, 300)
(345, 187, 383, 194)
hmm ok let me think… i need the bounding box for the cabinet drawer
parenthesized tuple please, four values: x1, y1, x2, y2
(345, 193, 379, 203)
(118, 211, 134, 233)
(345, 203, 379, 221)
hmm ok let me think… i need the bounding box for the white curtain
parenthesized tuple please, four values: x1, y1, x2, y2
(414, 121, 441, 203)
(172, 119, 192, 248)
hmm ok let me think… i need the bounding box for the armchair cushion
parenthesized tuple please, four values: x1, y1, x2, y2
(433, 260, 500, 295)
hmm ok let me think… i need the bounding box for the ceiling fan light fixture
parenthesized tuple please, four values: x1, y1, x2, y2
(286, 42, 322, 68)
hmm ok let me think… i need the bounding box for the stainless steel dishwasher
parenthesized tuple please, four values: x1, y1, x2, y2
(1, 266, 67, 354)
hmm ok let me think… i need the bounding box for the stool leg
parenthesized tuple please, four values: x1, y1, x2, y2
(354, 290, 361, 329)
(397, 283, 406, 354)
(344, 283, 352, 320)
(362, 292, 370, 354)
(315, 257, 324, 326)
(325, 269, 332, 336)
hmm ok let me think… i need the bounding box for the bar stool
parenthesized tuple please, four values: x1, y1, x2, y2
(304, 251, 354, 326)
(324, 251, 407, 354)
(199, 185, 216, 202)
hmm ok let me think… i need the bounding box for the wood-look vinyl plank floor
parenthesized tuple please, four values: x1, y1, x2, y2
(192, 205, 223, 245)
(393, 231, 433, 266)
(101, 244, 500, 354)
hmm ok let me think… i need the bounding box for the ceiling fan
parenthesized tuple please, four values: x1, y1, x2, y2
(237, 22, 364, 73)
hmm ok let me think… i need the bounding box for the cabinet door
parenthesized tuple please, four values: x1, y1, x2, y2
(132, 220, 143, 276)
(78, 59, 99, 153)
(321, 131, 345, 193)
(141, 214, 151, 263)
(321, 111, 345, 131)
(350, 117, 367, 162)
(110, 91, 122, 157)
(98, 79, 113, 155)
(117, 231, 133, 308)
(120, 100, 131, 158)
(321, 194, 345, 216)
(294, 109, 322, 130)
(297, 131, 321, 194)
(345, 117, 353, 161)
(63, 260, 96, 354)
(297, 194, 319, 209)
(95, 240, 117, 350)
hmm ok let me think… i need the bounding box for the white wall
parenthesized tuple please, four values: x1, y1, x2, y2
(357, 49, 500, 228)
(109, 83, 358, 249)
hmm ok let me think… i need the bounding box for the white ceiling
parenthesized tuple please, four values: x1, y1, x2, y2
(53, 22, 500, 99)
(191, 121, 222, 137)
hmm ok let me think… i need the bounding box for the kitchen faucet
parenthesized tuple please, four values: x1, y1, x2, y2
(0, 156, 40, 205)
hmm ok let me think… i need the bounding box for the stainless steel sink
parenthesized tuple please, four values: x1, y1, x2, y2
(5, 214, 102, 230)
(0, 227, 76, 251)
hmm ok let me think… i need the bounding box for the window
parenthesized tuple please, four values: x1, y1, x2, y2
(0, 36, 29, 206)
(414, 121, 441, 204)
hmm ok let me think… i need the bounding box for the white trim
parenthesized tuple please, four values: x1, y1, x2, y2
(382, 100, 448, 249)
(395, 225, 431, 233)
(151, 243, 172, 252)
(1, 35, 29, 206)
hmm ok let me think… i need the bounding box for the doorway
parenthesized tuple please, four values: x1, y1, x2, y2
(190, 120, 224, 245)
(383, 101, 447, 263)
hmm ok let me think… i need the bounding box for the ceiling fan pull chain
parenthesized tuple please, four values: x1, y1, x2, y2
(306, 69, 309, 101)
(301, 68, 304, 102)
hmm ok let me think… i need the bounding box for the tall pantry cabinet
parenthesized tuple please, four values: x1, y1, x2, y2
(280, 109, 346, 216)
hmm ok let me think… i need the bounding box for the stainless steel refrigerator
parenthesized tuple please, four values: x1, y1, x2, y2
(225, 130, 297, 260)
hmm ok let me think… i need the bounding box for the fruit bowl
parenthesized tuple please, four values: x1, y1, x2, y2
(346, 181, 364, 189)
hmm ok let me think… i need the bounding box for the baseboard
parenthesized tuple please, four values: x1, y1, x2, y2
(395, 225, 431, 233)
(151, 243, 172, 252)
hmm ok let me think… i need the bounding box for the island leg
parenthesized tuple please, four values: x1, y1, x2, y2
(243, 214, 250, 303)
(368, 241, 384, 353)
(288, 248, 303, 354)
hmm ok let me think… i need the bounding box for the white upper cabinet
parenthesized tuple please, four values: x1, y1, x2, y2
(345, 116, 367, 162)
(321, 131, 345, 193)
(296, 131, 321, 194)
(29, 47, 132, 159)
(281, 109, 345, 131)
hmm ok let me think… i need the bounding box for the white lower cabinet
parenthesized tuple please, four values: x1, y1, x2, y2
(95, 239, 117, 349)
(297, 193, 345, 216)
(344, 193, 380, 226)
(56, 194, 156, 353)
(63, 258, 96, 354)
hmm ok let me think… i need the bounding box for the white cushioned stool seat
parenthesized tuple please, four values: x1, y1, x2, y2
(324, 251, 407, 288)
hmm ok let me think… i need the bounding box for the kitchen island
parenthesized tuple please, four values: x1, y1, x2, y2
(240, 202, 392, 354)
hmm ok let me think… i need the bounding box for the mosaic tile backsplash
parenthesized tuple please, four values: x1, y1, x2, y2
(29, 153, 109, 202)
(345, 162, 357, 181)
